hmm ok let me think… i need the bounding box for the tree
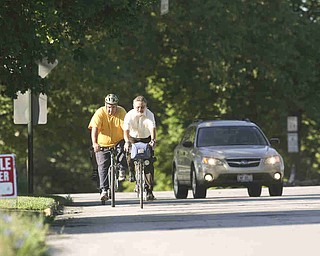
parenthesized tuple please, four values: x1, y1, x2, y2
(1, 0, 320, 193)
(0, 0, 156, 98)
(147, 0, 320, 181)
(0, 0, 160, 193)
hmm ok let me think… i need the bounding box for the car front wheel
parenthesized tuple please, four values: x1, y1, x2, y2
(173, 167, 188, 199)
(268, 183, 283, 196)
(191, 167, 207, 199)
(247, 184, 262, 197)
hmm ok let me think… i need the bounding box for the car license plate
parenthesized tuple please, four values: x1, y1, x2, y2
(237, 174, 253, 182)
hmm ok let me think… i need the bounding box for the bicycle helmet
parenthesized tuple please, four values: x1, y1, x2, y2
(105, 94, 119, 105)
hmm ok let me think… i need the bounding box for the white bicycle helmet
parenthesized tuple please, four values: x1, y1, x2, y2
(105, 94, 119, 105)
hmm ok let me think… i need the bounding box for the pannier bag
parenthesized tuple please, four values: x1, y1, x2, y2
(131, 142, 151, 160)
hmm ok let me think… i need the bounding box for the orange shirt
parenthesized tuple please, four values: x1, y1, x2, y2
(88, 106, 126, 147)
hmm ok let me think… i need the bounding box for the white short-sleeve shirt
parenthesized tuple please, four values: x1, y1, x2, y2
(123, 108, 156, 138)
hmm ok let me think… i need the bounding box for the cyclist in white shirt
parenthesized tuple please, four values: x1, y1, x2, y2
(123, 95, 156, 200)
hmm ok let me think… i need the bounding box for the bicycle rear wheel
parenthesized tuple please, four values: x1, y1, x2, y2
(139, 161, 144, 209)
(109, 165, 116, 207)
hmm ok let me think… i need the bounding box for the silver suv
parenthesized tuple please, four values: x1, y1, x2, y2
(172, 120, 284, 198)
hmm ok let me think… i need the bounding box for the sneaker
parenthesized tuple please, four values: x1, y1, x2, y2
(146, 191, 156, 201)
(118, 170, 126, 182)
(129, 171, 136, 182)
(107, 188, 111, 199)
(134, 184, 139, 193)
(100, 189, 108, 201)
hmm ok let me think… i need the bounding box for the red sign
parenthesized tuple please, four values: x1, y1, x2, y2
(0, 154, 17, 198)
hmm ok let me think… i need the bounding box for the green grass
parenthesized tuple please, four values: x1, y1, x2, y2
(0, 196, 56, 211)
(0, 195, 72, 211)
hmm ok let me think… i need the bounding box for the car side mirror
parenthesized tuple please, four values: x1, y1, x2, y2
(182, 141, 193, 148)
(270, 138, 280, 145)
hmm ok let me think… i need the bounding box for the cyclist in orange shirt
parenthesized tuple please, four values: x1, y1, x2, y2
(88, 94, 128, 201)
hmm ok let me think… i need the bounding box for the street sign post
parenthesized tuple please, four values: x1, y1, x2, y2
(13, 58, 58, 194)
(287, 115, 299, 184)
(288, 133, 299, 153)
(287, 116, 298, 132)
(287, 115, 299, 153)
(161, 0, 169, 15)
(37, 58, 58, 78)
(14, 91, 47, 124)
(0, 154, 17, 199)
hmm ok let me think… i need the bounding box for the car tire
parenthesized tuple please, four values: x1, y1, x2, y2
(191, 167, 207, 199)
(247, 184, 262, 197)
(173, 167, 188, 199)
(268, 183, 283, 196)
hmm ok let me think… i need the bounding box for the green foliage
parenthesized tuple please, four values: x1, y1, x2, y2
(0, 0, 159, 193)
(0, 0, 156, 97)
(0, 211, 48, 256)
(291, 0, 320, 21)
(1, 0, 320, 193)
(151, 0, 320, 182)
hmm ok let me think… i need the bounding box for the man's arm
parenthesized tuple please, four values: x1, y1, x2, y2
(91, 127, 100, 152)
(146, 110, 156, 148)
(149, 127, 156, 148)
(123, 129, 131, 152)
(124, 129, 130, 143)
(150, 127, 156, 141)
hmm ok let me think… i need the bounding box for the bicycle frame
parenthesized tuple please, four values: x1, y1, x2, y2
(101, 147, 119, 207)
(134, 159, 147, 209)
(131, 142, 151, 209)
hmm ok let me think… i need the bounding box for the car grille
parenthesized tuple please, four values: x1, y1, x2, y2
(226, 158, 261, 168)
(215, 173, 275, 184)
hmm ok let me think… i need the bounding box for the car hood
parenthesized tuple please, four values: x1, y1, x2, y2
(198, 145, 279, 159)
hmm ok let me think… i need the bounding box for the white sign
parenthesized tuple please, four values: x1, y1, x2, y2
(161, 0, 169, 15)
(288, 133, 299, 153)
(38, 58, 58, 78)
(13, 91, 47, 124)
(287, 116, 298, 132)
(0, 154, 17, 198)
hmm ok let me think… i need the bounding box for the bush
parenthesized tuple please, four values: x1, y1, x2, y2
(0, 212, 48, 256)
(0, 196, 56, 211)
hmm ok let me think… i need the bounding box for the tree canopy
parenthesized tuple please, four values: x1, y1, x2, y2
(1, 0, 320, 193)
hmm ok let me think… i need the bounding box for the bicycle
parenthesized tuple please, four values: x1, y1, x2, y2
(131, 142, 152, 209)
(101, 146, 119, 207)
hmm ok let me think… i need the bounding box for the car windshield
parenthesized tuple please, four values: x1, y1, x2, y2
(197, 126, 268, 147)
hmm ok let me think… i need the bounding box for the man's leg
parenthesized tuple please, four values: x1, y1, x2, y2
(116, 140, 127, 181)
(145, 152, 155, 200)
(95, 150, 111, 199)
(89, 146, 99, 187)
(125, 151, 136, 182)
(144, 165, 154, 191)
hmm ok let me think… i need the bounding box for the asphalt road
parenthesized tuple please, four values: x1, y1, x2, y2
(47, 186, 320, 256)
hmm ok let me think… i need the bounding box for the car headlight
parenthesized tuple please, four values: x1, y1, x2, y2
(264, 155, 281, 165)
(202, 157, 224, 166)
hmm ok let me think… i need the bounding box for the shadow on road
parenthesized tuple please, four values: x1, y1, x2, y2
(70, 192, 320, 207)
(51, 209, 320, 234)
(50, 192, 320, 234)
